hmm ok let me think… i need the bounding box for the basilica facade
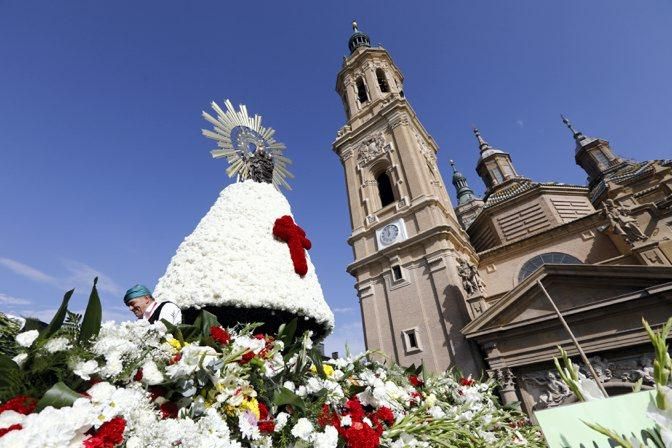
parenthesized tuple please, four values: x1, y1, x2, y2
(332, 23, 672, 414)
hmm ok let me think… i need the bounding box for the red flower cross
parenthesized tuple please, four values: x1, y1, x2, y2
(273, 215, 312, 277)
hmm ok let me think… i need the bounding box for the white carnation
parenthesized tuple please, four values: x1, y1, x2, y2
(44, 337, 70, 353)
(311, 425, 338, 448)
(141, 360, 164, 385)
(73, 360, 99, 380)
(15, 330, 39, 347)
(274, 412, 290, 432)
(290, 417, 314, 441)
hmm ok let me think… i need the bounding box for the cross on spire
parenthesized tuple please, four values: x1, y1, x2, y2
(561, 114, 582, 139)
(273, 215, 312, 277)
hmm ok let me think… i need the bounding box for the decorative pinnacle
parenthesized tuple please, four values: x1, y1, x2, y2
(473, 127, 491, 152)
(352, 20, 359, 32)
(450, 159, 457, 172)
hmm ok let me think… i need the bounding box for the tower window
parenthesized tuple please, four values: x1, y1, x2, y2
(402, 328, 421, 352)
(391, 265, 403, 281)
(593, 150, 610, 168)
(376, 68, 390, 93)
(376, 172, 395, 207)
(356, 77, 369, 103)
(491, 166, 504, 184)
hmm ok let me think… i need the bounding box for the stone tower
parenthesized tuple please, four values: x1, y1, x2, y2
(332, 22, 482, 374)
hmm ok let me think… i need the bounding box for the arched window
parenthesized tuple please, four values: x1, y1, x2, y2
(376, 68, 390, 93)
(518, 252, 582, 282)
(376, 172, 395, 207)
(356, 78, 369, 103)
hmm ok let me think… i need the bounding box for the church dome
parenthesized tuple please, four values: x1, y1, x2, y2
(348, 20, 371, 53)
(479, 147, 506, 161)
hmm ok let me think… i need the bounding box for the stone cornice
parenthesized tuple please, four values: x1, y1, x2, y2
(347, 194, 470, 246)
(346, 223, 464, 276)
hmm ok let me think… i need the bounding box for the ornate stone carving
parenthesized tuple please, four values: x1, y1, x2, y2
(336, 125, 351, 138)
(356, 132, 388, 166)
(414, 131, 437, 171)
(522, 354, 655, 410)
(522, 371, 572, 409)
(457, 258, 486, 296)
(388, 114, 409, 129)
(599, 199, 648, 244)
(489, 368, 516, 391)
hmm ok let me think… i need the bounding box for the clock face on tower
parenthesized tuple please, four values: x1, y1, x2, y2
(380, 224, 399, 245)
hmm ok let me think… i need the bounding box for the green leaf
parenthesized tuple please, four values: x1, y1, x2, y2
(194, 310, 220, 342)
(309, 347, 326, 379)
(0, 353, 22, 398)
(39, 289, 75, 341)
(272, 387, 305, 411)
(79, 277, 102, 344)
(36, 381, 81, 411)
(277, 318, 297, 346)
(22, 317, 47, 332)
(161, 319, 185, 346)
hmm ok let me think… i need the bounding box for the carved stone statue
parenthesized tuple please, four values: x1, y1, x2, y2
(457, 258, 486, 296)
(600, 199, 647, 244)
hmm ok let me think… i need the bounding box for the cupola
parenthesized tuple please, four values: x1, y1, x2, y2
(348, 20, 371, 54)
(473, 128, 521, 192)
(561, 115, 622, 187)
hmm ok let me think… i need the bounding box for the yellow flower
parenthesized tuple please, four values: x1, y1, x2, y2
(241, 397, 260, 419)
(310, 364, 335, 377)
(167, 338, 186, 351)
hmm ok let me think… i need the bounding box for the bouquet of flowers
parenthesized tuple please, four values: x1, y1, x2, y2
(0, 280, 545, 447)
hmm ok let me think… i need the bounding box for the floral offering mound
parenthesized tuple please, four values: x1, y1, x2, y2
(0, 286, 545, 448)
(153, 180, 334, 338)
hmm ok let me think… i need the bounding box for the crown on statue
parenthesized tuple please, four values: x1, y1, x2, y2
(202, 99, 294, 190)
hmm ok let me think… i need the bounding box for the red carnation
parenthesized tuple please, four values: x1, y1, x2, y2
(210, 326, 231, 345)
(408, 374, 423, 388)
(83, 417, 126, 448)
(160, 402, 179, 419)
(0, 395, 37, 415)
(375, 406, 394, 426)
(169, 352, 182, 365)
(459, 377, 475, 387)
(257, 402, 275, 433)
(239, 351, 255, 365)
(317, 404, 336, 428)
(0, 424, 22, 437)
(344, 397, 365, 422)
(133, 368, 143, 382)
(342, 421, 380, 448)
(148, 386, 168, 401)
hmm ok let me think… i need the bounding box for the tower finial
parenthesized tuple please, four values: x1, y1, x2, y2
(473, 127, 491, 152)
(450, 159, 457, 173)
(352, 20, 358, 32)
(561, 114, 580, 137)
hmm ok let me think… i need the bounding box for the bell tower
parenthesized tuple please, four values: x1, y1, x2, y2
(332, 22, 482, 374)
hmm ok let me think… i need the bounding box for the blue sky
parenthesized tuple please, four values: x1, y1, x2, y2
(0, 1, 670, 355)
